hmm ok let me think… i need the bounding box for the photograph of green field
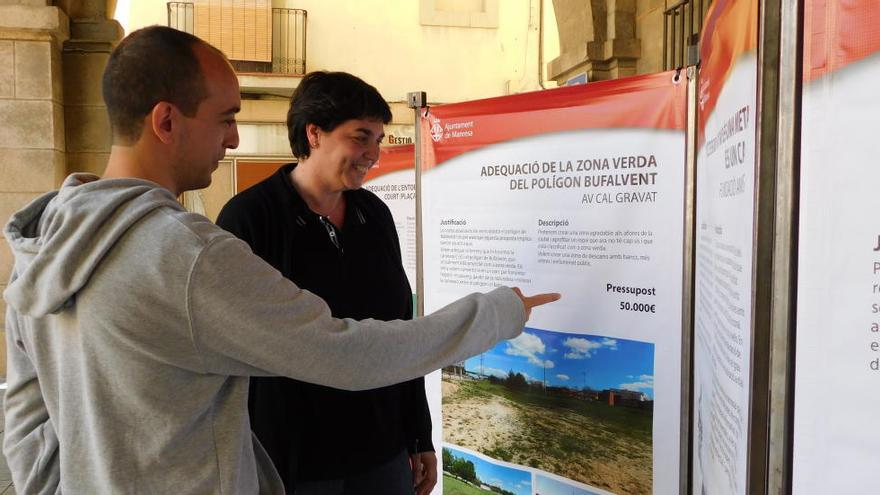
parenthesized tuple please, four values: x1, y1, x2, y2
(442, 327, 655, 495)
(442, 446, 531, 495)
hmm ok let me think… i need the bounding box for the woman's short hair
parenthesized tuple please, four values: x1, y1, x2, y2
(286, 71, 392, 158)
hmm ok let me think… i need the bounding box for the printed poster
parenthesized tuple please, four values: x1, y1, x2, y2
(421, 72, 687, 495)
(692, 1, 759, 494)
(793, 2, 880, 493)
(363, 144, 417, 291)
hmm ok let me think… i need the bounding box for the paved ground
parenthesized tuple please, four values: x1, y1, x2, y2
(0, 402, 15, 494)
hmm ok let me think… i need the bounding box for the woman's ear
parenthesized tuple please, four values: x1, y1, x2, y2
(305, 123, 321, 149)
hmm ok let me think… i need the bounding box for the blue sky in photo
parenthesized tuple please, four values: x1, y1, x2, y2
(444, 446, 532, 495)
(535, 474, 605, 495)
(464, 327, 655, 399)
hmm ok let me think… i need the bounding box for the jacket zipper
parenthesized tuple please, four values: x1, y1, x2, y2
(317, 215, 343, 255)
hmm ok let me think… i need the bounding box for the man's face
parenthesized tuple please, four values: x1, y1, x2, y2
(311, 118, 384, 191)
(176, 46, 241, 192)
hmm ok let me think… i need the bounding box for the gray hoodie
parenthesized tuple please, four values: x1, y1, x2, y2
(3, 174, 525, 494)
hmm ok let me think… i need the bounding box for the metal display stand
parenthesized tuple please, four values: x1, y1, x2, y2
(758, 0, 802, 493)
(682, 64, 700, 495)
(407, 91, 428, 318)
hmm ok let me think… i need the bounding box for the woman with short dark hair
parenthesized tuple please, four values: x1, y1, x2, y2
(217, 71, 435, 495)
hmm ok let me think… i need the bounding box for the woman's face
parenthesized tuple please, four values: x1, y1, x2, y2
(308, 118, 384, 191)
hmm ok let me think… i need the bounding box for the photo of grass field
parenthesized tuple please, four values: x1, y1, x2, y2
(442, 327, 655, 495)
(442, 446, 531, 495)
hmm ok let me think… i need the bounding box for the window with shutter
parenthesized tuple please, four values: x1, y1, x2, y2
(193, 0, 272, 63)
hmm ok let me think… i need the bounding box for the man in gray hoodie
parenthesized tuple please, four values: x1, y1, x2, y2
(2, 26, 559, 494)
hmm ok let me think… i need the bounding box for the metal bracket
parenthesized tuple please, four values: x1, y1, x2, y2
(407, 91, 427, 109)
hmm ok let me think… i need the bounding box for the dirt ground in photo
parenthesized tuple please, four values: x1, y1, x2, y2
(442, 378, 653, 495)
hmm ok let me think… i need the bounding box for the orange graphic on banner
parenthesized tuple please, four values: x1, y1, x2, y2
(697, 0, 758, 146)
(365, 144, 415, 182)
(804, 0, 880, 81)
(420, 71, 687, 168)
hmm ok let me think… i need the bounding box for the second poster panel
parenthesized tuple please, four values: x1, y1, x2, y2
(421, 73, 688, 495)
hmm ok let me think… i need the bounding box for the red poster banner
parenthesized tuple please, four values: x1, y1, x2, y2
(365, 144, 415, 182)
(697, 0, 758, 145)
(804, 0, 880, 81)
(420, 71, 687, 168)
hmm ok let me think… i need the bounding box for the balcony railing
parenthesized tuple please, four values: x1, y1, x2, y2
(663, 0, 712, 70)
(168, 1, 194, 33)
(167, 2, 307, 76)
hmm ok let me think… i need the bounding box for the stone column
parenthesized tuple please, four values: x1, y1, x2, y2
(548, 0, 640, 83)
(62, 16, 122, 176)
(547, 0, 596, 84)
(0, 1, 70, 377)
(588, 0, 640, 80)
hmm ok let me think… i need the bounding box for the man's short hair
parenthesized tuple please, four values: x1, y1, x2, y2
(286, 71, 392, 158)
(102, 26, 211, 144)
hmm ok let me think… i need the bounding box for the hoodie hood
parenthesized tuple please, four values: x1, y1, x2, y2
(4, 173, 184, 317)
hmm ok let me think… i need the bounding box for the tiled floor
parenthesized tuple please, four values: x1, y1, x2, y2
(0, 436, 12, 494)
(0, 406, 15, 494)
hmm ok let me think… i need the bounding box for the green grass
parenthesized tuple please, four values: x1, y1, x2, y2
(442, 379, 494, 404)
(463, 379, 652, 442)
(443, 474, 493, 495)
(485, 446, 513, 461)
(444, 377, 653, 493)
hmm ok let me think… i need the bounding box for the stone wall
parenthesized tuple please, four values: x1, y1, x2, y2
(0, 0, 119, 378)
(63, 18, 121, 176)
(0, 2, 71, 377)
(636, 0, 666, 75)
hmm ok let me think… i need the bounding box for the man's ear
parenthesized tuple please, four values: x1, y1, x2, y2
(149, 102, 177, 144)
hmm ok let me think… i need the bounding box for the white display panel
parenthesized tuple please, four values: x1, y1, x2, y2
(793, 8, 880, 490)
(422, 78, 686, 494)
(363, 166, 417, 290)
(692, 52, 757, 495)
